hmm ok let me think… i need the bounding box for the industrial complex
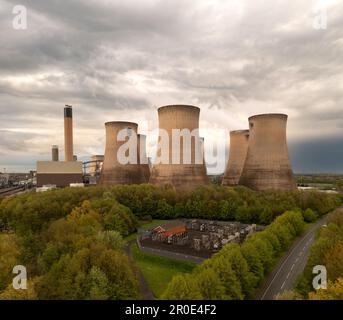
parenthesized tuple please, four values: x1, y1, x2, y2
(29, 104, 296, 192)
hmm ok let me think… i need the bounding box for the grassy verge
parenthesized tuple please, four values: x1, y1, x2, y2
(131, 244, 196, 298)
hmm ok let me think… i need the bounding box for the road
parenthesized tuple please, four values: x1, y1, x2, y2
(258, 215, 329, 300)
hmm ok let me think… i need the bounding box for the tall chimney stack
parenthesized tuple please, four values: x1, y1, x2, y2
(64, 105, 73, 162)
(52, 145, 59, 162)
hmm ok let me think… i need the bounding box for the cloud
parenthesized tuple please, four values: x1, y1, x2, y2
(0, 0, 342, 172)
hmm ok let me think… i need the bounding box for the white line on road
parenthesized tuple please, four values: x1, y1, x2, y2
(260, 226, 317, 299)
(281, 281, 286, 290)
(286, 272, 291, 279)
(291, 264, 295, 271)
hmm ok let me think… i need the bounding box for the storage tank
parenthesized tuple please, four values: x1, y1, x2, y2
(239, 114, 296, 191)
(99, 122, 142, 185)
(149, 105, 209, 189)
(138, 134, 150, 183)
(222, 130, 249, 186)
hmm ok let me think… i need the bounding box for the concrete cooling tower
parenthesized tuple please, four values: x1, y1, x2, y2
(239, 114, 296, 191)
(138, 134, 150, 183)
(99, 122, 143, 185)
(149, 105, 209, 189)
(222, 130, 249, 186)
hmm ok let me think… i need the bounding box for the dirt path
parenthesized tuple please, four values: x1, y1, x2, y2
(125, 240, 155, 300)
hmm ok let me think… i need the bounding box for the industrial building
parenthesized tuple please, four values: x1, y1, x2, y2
(36, 161, 83, 187)
(239, 113, 297, 191)
(99, 121, 144, 185)
(149, 105, 209, 189)
(222, 130, 249, 186)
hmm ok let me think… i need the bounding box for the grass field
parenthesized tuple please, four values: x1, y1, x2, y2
(131, 244, 196, 298)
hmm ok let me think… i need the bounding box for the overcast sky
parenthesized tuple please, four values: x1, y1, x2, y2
(0, 0, 342, 174)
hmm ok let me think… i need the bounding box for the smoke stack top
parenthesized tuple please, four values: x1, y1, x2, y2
(64, 105, 73, 118)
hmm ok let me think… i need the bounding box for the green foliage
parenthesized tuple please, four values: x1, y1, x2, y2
(303, 208, 318, 223)
(161, 274, 202, 300)
(0, 184, 340, 300)
(163, 210, 306, 300)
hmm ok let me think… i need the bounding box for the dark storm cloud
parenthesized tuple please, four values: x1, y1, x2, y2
(0, 0, 342, 172)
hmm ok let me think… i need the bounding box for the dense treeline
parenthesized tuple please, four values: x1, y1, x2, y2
(0, 185, 341, 300)
(0, 198, 140, 299)
(162, 211, 306, 299)
(278, 208, 343, 300)
(1, 185, 339, 234)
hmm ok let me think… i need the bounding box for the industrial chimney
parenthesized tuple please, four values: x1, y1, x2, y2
(52, 145, 59, 162)
(239, 114, 296, 191)
(138, 134, 150, 183)
(149, 105, 209, 189)
(64, 105, 74, 162)
(99, 122, 143, 185)
(222, 130, 249, 186)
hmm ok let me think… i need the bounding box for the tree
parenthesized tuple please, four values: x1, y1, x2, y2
(195, 268, 226, 300)
(162, 274, 202, 300)
(303, 208, 317, 223)
(309, 278, 343, 300)
(88, 266, 109, 300)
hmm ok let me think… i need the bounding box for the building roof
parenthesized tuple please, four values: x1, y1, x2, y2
(37, 161, 83, 174)
(164, 225, 187, 237)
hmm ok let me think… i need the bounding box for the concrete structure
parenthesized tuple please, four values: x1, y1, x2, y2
(36, 161, 83, 187)
(138, 134, 150, 183)
(52, 145, 59, 162)
(99, 122, 143, 185)
(239, 114, 297, 191)
(89, 155, 104, 177)
(64, 105, 74, 162)
(222, 130, 249, 186)
(149, 105, 209, 189)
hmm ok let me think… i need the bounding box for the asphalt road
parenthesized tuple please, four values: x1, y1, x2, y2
(259, 216, 329, 300)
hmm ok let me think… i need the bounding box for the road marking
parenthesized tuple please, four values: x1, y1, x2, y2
(281, 281, 286, 290)
(260, 219, 324, 300)
(286, 272, 291, 279)
(291, 264, 295, 271)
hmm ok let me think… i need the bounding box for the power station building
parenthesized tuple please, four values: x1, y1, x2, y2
(239, 114, 296, 191)
(99, 121, 144, 185)
(222, 130, 249, 186)
(36, 161, 83, 187)
(149, 105, 209, 189)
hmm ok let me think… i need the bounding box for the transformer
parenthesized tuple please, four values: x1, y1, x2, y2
(239, 114, 297, 191)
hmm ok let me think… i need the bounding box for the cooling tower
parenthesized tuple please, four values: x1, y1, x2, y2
(99, 122, 142, 185)
(239, 114, 296, 191)
(149, 105, 209, 189)
(64, 105, 74, 162)
(222, 130, 249, 186)
(52, 145, 59, 162)
(138, 134, 150, 183)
